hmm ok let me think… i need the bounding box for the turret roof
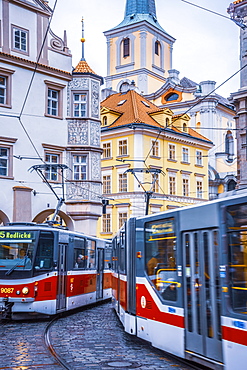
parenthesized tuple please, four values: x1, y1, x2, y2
(73, 60, 96, 74)
(108, 0, 171, 36)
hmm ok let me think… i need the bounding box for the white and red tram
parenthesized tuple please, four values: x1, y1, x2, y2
(0, 223, 112, 319)
(112, 191, 247, 370)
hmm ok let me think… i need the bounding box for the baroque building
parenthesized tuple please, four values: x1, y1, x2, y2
(102, 0, 237, 201)
(0, 1, 103, 236)
(98, 88, 213, 238)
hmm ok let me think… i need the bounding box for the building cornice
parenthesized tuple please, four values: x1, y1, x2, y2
(104, 19, 175, 44)
(0, 52, 72, 81)
(101, 122, 213, 148)
(0, 136, 18, 143)
(9, 0, 52, 16)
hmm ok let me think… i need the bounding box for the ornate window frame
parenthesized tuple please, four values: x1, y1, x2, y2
(0, 67, 15, 108)
(44, 80, 65, 119)
(11, 24, 29, 56)
(0, 136, 17, 179)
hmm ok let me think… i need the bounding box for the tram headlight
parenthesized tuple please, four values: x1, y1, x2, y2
(22, 287, 29, 295)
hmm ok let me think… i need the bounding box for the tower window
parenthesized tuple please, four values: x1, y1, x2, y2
(155, 41, 160, 56)
(123, 38, 130, 58)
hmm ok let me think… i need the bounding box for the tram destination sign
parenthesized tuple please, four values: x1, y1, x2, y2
(0, 231, 34, 241)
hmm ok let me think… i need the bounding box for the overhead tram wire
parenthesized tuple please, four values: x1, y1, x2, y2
(181, 0, 247, 29)
(17, 0, 59, 163)
(144, 62, 247, 164)
(19, 0, 59, 119)
(180, 0, 231, 21)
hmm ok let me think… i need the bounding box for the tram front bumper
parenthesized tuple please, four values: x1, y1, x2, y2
(0, 297, 35, 303)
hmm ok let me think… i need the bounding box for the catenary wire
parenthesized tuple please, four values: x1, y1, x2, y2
(180, 0, 231, 21)
(144, 63, 247, 163)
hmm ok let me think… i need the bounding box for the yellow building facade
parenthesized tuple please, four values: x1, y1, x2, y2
(97, 90, 213, 238)
(102, 0, 237, 202)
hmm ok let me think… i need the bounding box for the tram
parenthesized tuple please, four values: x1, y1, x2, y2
(0, 223, 112, 319)
(112, 190, 247, 370)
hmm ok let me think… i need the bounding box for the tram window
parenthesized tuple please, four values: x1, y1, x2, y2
(73, 238, 86, 269)
(0, 230, 35, 272)
(104, 245, 112, 269)
(203, 232, 213, 338)
(119, 232, 126, 273)
(185, 233, 193, 332)
(227, 204, 247, 314)
(34, 231, 54, 270)
(145, 218, 177, 301)
(112, 240, 118, 271)
(87, 240, 96, 269)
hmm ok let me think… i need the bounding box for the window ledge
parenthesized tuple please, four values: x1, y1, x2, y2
(100, 232, 113, 235)
(43, 179, 60, 183)
(102, 157, 113, 160)
(0, 103, 12, 109)
(150, 155, 161, 159)
(181, 161, 190, 165)
(195, 164, 203, 168)
(44, 113, 63, 120)
(116, 155, 129, 159)
(0, 175, 14, 180)
(167, 159, 177, 163)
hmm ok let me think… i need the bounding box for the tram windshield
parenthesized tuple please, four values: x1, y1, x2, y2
(0, 230, 36, 273)
(145, 218, 177, 301)
(227, 204, 247, 314)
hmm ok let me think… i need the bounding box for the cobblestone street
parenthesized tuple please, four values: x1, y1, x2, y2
(1, 301, 195, 370)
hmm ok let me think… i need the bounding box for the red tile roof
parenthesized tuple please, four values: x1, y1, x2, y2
(73, 60, 96, 74)
(101, 89, 212, 143)
(101, 90, 163, 128)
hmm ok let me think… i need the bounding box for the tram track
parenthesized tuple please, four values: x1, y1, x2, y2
(44, 314, 72, 370)
(43, 302, 209, 370)
(1, 302, 209, 370)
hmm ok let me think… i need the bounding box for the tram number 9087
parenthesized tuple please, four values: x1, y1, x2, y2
(1, 287, 14, 294)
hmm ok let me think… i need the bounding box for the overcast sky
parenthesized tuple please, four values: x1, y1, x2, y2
(49, 0, 240, 98)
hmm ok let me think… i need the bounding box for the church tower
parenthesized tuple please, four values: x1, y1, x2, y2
(103, 0, 175, 95)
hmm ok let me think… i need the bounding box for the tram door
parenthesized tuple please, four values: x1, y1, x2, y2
(96, 248, 104, 300)
(183, 230, 222, 362)
(56, 243, 67, 312)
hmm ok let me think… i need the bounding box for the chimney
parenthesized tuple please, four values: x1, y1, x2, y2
(200, 80, 216, 95)
(168, 69, 180, 84)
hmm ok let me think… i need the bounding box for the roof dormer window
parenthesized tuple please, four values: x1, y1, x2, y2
(141, 101, 150, 108)
(117, 99, 127, 106)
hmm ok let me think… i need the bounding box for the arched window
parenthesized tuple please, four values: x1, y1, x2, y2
(119, 82, 130, 93)
(123, 38, 130, 58)
(155, 40, 160, 56)
(225, 130, 234, 162)
(165, 118, 170, 127)
(102, 116, 107, 126)
(183, 123, 187, 133)
(227, 179, 236, 191)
